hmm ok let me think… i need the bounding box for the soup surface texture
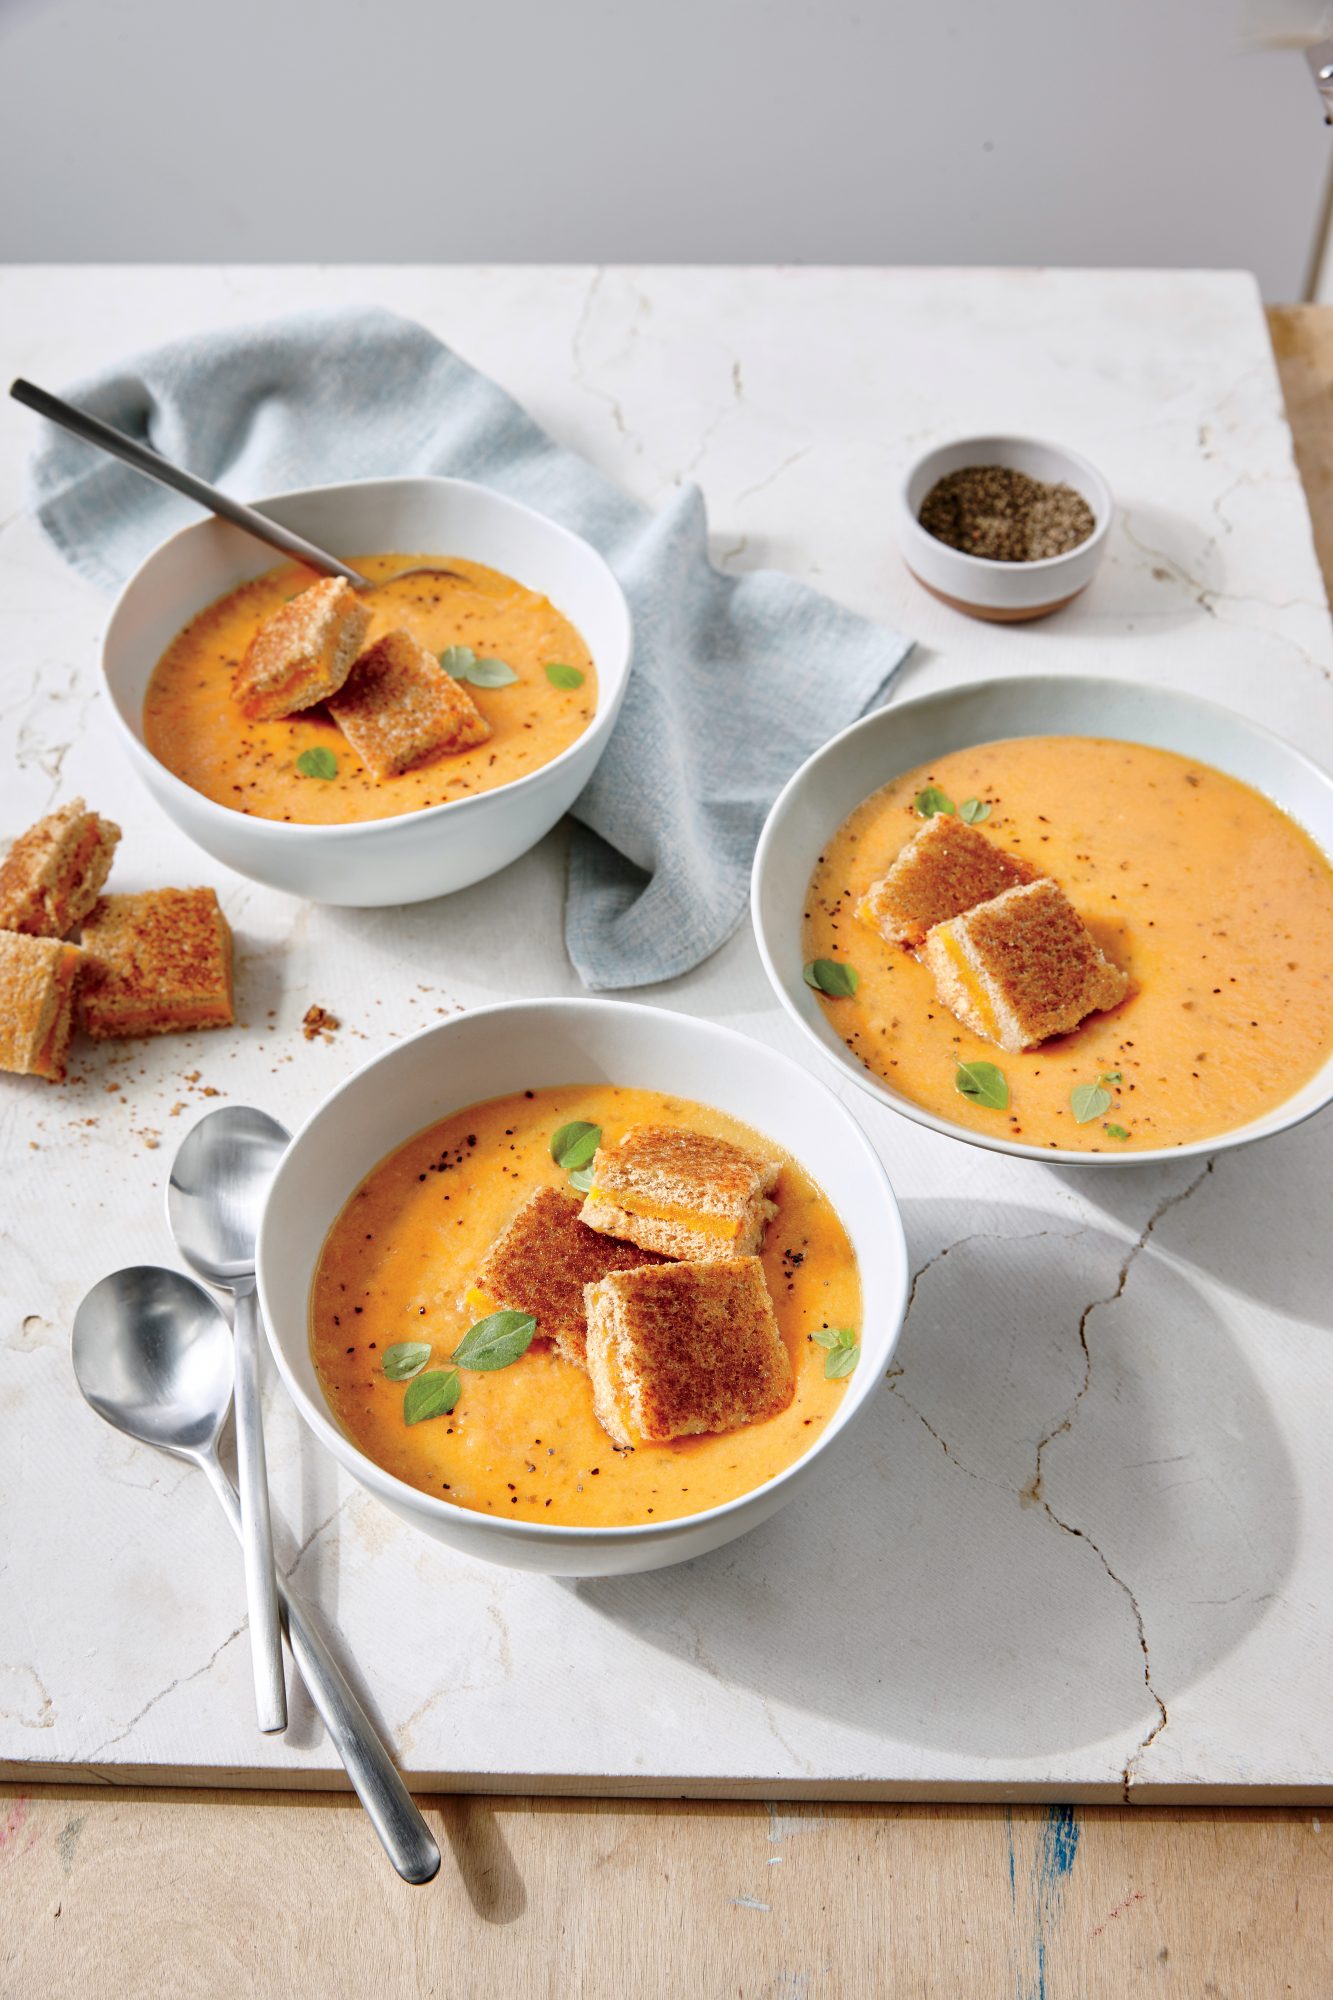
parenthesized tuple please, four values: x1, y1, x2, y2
(311, 1085, 861, 1527)
(144, 554, 597, 823)
(803, 736, 1333, 1152)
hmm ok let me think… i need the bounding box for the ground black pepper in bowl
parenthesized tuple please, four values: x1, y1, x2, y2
(918, 465, 1096, 563)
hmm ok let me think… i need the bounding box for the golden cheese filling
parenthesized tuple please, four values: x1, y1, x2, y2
(585, 1187, 743, 1238)
(934, 928, 1002, 1042)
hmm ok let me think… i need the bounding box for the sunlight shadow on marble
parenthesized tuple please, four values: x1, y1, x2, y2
(571, 1201, 1297, 1763)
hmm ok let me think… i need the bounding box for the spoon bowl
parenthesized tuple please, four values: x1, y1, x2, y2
(167, 1105, 290, 1285)
(72, 1266, 233, 1459)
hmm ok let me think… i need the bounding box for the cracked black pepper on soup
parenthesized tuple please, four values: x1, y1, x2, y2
(918, 465, 1096, 562)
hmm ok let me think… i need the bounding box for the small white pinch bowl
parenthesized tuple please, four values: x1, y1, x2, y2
(257, 998, 910, 1578)
(751, 673, 1333, 1167)
(101, 476, 632, 906)
(897, 436, 1112, 622)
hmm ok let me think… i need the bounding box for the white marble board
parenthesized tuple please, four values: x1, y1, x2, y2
(1, 266, 1330, 1801)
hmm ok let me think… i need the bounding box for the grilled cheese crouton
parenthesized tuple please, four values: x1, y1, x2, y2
(329, 628, 490, 777)
(80, 889, 234, 1040)
(857, 815, 1037, 949)
(580, 1125, 780, 1261)
(463, 1186, 667, 1368)
(0, 798, 120, 938)
(232, 578, 371, 721)
(584, 1257, 792, 1447)
(0, 933, 82, 1079)
(921, 877, 1128, 1052)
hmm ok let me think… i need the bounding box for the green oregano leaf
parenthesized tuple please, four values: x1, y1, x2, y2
(451, 1310, 538, 1372)
(295, 746, 338, 780)
(824, 1343, 860, 1379)
(954, 1060, 1008, 1109)
(959, 797, 991, 825)
(914, 786, 956, 819)
(403, 1368, 461, 1425)
(465, 656, 520, 687)
(1099, 1070, 1123, 1085)
(1071, 1083, 1112, 1125)
(1104, 1123, 1130, 1140)
(551, 1121, 601, 1171)
(567, 1164, 595, 1194)
(803, 958, 859, 998)
(545, 661, 585, 690)
(381, 1341, 432, 1381)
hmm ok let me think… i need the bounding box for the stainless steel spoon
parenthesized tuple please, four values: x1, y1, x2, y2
(167, 1105, 289, 1736)
(73, 1267, 441, 1885)
(10, 378, 459, 594)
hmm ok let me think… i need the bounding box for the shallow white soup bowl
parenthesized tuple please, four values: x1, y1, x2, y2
(101, 476, 632, 905)
(257, 999, 909, 1577)
(752, 673, 1333, 1166)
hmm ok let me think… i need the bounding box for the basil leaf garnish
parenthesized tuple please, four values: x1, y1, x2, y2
(1104, 1123, 1130, 1140)
(403, 1368, 461, 1425)
(959, 797, 991, 825)
(296, 746, 337, 780)
(803, 958, 859, 998)
(568, 1164, 595, 1194)
(812, 1326, 858, 1353)
(954, 1060, 1008, 1109)
(1071, 1083, 1112, 1124)
(1099, 1070, 1122, 1085)
(452, 1310, 538, 1372)
(381, 1341, 432, 1381)
(439, 645, 475, 678)
(439, 644, 518, 687)
(545, 662, 585, 690)
(824, 1342, 860, 1379)
(914, 786, 955, 818)
(551, 1121, 601, 1171)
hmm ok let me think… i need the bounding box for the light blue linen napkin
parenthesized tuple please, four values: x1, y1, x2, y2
(27, 307, 911, 988)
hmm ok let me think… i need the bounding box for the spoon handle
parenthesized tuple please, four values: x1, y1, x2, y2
(202, 1459, 441, 1885)
(9, 377, 370, 589)
(233, 1282, 287, 1734)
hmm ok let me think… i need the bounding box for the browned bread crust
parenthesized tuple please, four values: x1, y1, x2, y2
(329, 628, 491, 777)
(0, 933, 82, 1079)
(465, 1186, 667, 1367)
(80, 889, 234, 1040)
(232, 578, 371, 721)
(857, 816, 1038, 948)
(0, 798, 120, 938)
(921, 877, 1128, 1052)
(584, 1256, 793, 1447)
(580, 1124, 781, 1261)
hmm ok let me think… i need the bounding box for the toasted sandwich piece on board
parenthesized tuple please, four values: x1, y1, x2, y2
(584, 1256, 793, 1448)
(329, 628, 491, 778)
(857, 815, 1037, 949)
(462, 1186, 668, 1368)
(0, 798, 121, 938)
(579, 1125, 781, 1261)
(232, 577, 371, 721)
(0, 933, 82, 1080)
(921, 877, 1128, 1053)
(80, 888, 235, 1040)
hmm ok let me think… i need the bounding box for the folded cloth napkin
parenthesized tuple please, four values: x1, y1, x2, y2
(28, 306, 911, 988)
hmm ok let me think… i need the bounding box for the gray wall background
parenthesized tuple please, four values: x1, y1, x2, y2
(3, 0, 1330, 298)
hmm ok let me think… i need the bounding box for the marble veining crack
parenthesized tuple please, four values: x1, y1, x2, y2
(86, 1620, 247, 1758)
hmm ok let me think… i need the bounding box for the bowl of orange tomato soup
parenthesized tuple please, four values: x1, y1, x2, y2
(256, 999, 908, 1575)
(753, 675, 1333, 1163)
(101, 477, 632, 904)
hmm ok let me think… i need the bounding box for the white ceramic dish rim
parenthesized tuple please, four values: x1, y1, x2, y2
(898, 435, 1113, 576)
(256, 998, 909, 1545)
(100, 474, 632, 843)
(751, 672, 1333, 1168)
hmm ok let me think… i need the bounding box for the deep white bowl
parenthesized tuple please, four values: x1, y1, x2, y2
(101, 476, 632, 906)
(752, 673, 1333, 1166)
(897, 436, 1112, 621)
(256, 999, 909, 1577)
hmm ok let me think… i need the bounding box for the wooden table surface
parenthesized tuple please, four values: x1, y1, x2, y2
(4, 303, 1332, 2000)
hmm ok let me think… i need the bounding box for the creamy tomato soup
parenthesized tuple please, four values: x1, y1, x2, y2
(804, 736, 1333, 1153)
(311, 1085, 860, 1528)
(143, 554, 597, 823)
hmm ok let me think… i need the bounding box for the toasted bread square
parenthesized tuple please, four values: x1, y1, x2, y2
(80, 889, 234, 1040)
(0, 798, 120, 938)
(857, 816, 1037, 949)
(585, 1257, 793, 1447)
(462, 1186, 667, 1367)
(232, 578, 371, 721)
(0, 933, 82, 1080)
(580, 1125, 781, 1261)
(328, 628, 490, 778)
(921, 877, 1128, 1053)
